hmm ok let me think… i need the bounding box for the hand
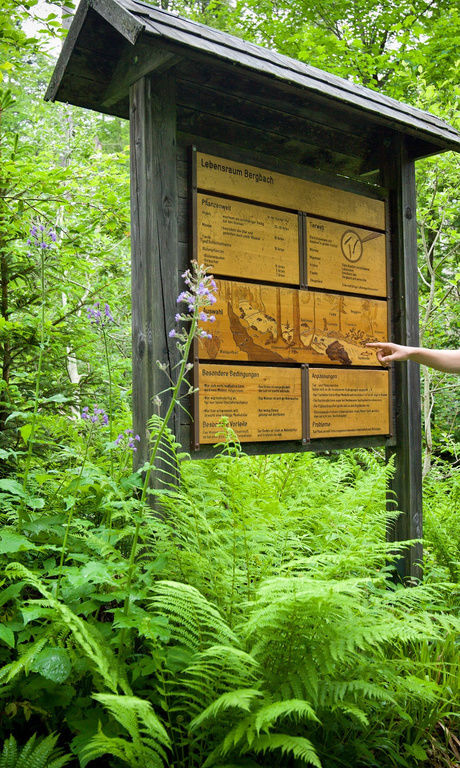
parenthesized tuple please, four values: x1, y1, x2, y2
(366, 342, 412, 365)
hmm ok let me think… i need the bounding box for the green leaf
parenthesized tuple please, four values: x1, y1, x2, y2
(164, 646, 194, 673)
(20, 423, 33, 443)
(405, 743, 428, 761)
(31, 647, 72, 683)
(0, 478, 25, 497)
(0, 624, 15, 648)
(41, 393, 70, 403)
(0, 530, 37, 553)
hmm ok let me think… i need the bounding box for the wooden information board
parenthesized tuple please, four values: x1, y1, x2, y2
(198, 364, 302, 443)
(197, 194, 299, 284)
(192, 150, 392, 450)
(307, 218, 387, 296)
(198, 279, 387, 366)
(197, 151, 386, 230)
(309, 368, 390, 438)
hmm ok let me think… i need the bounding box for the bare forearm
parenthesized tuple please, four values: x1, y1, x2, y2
(366, 342, 460, 373)
(406, 347, 460, 373)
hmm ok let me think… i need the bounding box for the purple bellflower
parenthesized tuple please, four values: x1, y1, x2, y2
(87, 301, 115, 329)
(170, 261, 218, 350)
(81, 405, 109, 426)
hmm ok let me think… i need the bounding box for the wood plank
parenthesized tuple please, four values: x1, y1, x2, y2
(196, 194, 300, 285)
(178, 109, 362, 178)
(384, 137, 423, 582)
(45, 0, 91, 102)
(197, 364, 302, 444)
(103, 36, 181, 107)
(197, 151, 386, 230)
(130, 71, 180, 474)
(176, 78, 369, 162)
(198, 279, 388, 367)
(306, 217, 387, 297)
(92, 0, 143, 44)
(309, 368, 390, 438)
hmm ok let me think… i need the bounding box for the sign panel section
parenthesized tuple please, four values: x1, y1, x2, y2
(197, 151, 385, 230)
(309, 368, 390, 438)
(198, 364, 302, 444)
(199, 279, 387, 366)
(197, 194, 299, 284)
(307, 218, 387, 297)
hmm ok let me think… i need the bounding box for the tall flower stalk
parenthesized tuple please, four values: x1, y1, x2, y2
(57, 405, 109, 594)
(87, 302, 115, 477)
(120, 262, 217, 638)
(18, 225, 56, 532)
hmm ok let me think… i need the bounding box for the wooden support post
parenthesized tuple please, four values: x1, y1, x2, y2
(130, 72, 180, 482)
(385, 136, 423, 582)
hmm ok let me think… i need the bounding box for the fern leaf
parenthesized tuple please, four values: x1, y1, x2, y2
(0, 636, 48, 684)
(1, 734, 71, 768)
(148, 580, 238, 650)
(250, 733, 322, 767)
(0, 735, 19, 768)
(92, 693, 170, 747)
(190, 689, 263, 730)
(253, 698, 320, 734)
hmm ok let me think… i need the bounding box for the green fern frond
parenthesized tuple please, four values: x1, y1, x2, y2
(148, 580, 238, 650)
(253, 698, 320, 734)
(92, 693, 170, 747)
(249, 733, 321, 767)
(77, 695, 170, 768)
(190, 689, 263, 730)
(0, 733, 71, 768)
(330, 702, 369, 726)
(0, 735, 18, 768)
(0, 635, 48, 684)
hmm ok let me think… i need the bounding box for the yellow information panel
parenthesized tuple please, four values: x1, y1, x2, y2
(197, 151, 385, 230)
(198, 364, 302, 444)
(199, 279, 387, 366)
(197, 194, 299, 284)
(307, 218, 387, 296)
(309, 368, 390, 438)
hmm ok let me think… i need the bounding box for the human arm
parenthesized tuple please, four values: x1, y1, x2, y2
(366, 342, 460, 373)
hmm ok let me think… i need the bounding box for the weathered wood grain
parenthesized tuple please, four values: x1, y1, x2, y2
(92, 0, 143, 44)
(103, 37, 181, 108)
(384, 136, 423, 582)
(130, 72, 180, 477)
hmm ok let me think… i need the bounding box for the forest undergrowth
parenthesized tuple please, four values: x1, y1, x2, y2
(0, 258, 458, 768)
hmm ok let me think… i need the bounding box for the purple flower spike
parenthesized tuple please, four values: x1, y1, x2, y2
(175, 313, 181, 322)
(169, 329, 176, 338)
(199, 311, 208, 322)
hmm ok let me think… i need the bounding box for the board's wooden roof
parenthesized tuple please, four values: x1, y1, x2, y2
(46, 0, 460, 157)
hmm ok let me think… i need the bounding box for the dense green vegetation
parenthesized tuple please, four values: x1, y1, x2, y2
(0, 0, 459, 766)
